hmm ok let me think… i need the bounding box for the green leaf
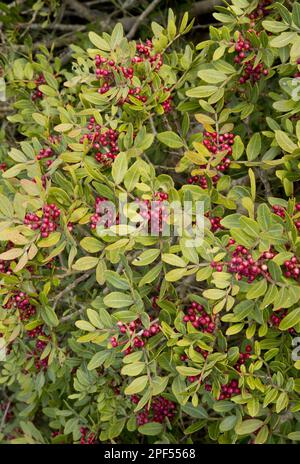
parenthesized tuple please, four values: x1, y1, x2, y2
(181, 403, 208, 419)
(288, 432, 300, 441)
(162, 253, 186, 267)
(112, 152, 128, 185)
(226, 323, 244, 336)
(54, 123, 73, 133)
(262, 21, 289, 33)
(165, 267, 187, 282)
(103, 292, 134, 308)
(186, 86, 218, 98)
(88, 31, 111, 50)
(86, 308, 103, 329)
(275, 130, 298, 153)
(80, 237, 103, 253)
(184, 420, 207, 435)
(0, 193, 14, 218)
(196, 266, 213, 282)
(132, 249, 160, 266)
(138, 422, 163, 436)
(176, 366, 202, 376)
(75, 320, 95, 331)
(203, 289, 226, 300)
(72, 256, 99, 271)
(157, 131, 184, 148)
(198, 69, 227, 84)
(270, 32, 296, 48)
(246, 133, 261, 161)
(39, 85, 57, 97)
(239, 217, 260, 237)
(87, 351, 111, 370)
(233, 300, 255, 321)
(0, 248, 23, 260)
(232, 136, 244, 160)
(292, 3, 300, 28)
(110, 23, 124, 49)
(138, 263, 162, 287)
(32, 113, 47, 126)
(257, 204, 272, 230)
(41, 306, 59, 328)
(276, 391, 289, 413)
(235, 419, 264, 436)
(104, 270, 130, 290)
(124, 375, 148, 395)
(246, 279, 267, 300)
(219, 415, 237, 433)
(38, 232, 61, 248)
(121, 362, 145, 376)
(279, 307, 300, 331)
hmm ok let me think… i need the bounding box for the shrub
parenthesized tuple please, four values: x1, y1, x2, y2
(1, 1, 300, 445)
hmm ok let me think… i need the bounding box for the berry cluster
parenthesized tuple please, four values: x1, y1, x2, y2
(24, 203, 61, 238)
(0, 257, 12, 275)
(212, 245, 276, 283)
(0, 162, 6, 171)
(94, 55, 147, 103)
(31, 74, 45, 101)
(188, 131, 235, 190)
(283, 257, 300, 281)
(248, 0, 272, 23)
(181, 346, 209, 368)
(188, 173, 220, 189)
(151, 295, 159, 309)
(135, 191, 169, 234)
(32, 174, 48, 190)
(94, 41, 172, 113)
(203, 131, 235, 171)
(272, 203, 300, 232)
(162, 93, 173, 113)
(205, 379, 241, 400)
(234, 345, 252, 372)
(36, 147, 55, 168)
(4, 292, 36, 321)
(205, 213, 224, 233)
(80, 118, 120, 165)
(27, 324, 50, 371)
(270, 309, 296, 335)
(183, 301, 216, 333)
(79, 427, 96, 445)
(135, 40, 163, 70)
(112, 317, 161, 353)
(234, 35, 268, 84)
(51, 431, 63, 439)
(135, 396, 176, 425)
(48, 134, 62, 145)
(90, 196, 118, 231)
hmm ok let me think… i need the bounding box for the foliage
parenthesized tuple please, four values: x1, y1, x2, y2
(1, 0, 300, 445)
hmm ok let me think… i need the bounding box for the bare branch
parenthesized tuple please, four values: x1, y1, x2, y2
(64, 0, 101, 22)
(127, 0, 162, 39)
(52, 271, 93, 310)
(191, 0, 224, 16)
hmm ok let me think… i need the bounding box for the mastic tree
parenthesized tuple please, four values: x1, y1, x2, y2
(1, 0, 300, 445)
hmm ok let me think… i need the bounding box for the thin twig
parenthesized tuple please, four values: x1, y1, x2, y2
(0, 402, 11, 432)
(52, 271, 93, 310)
(256, 168, 272, 197)
(127, 0, 162, 40)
